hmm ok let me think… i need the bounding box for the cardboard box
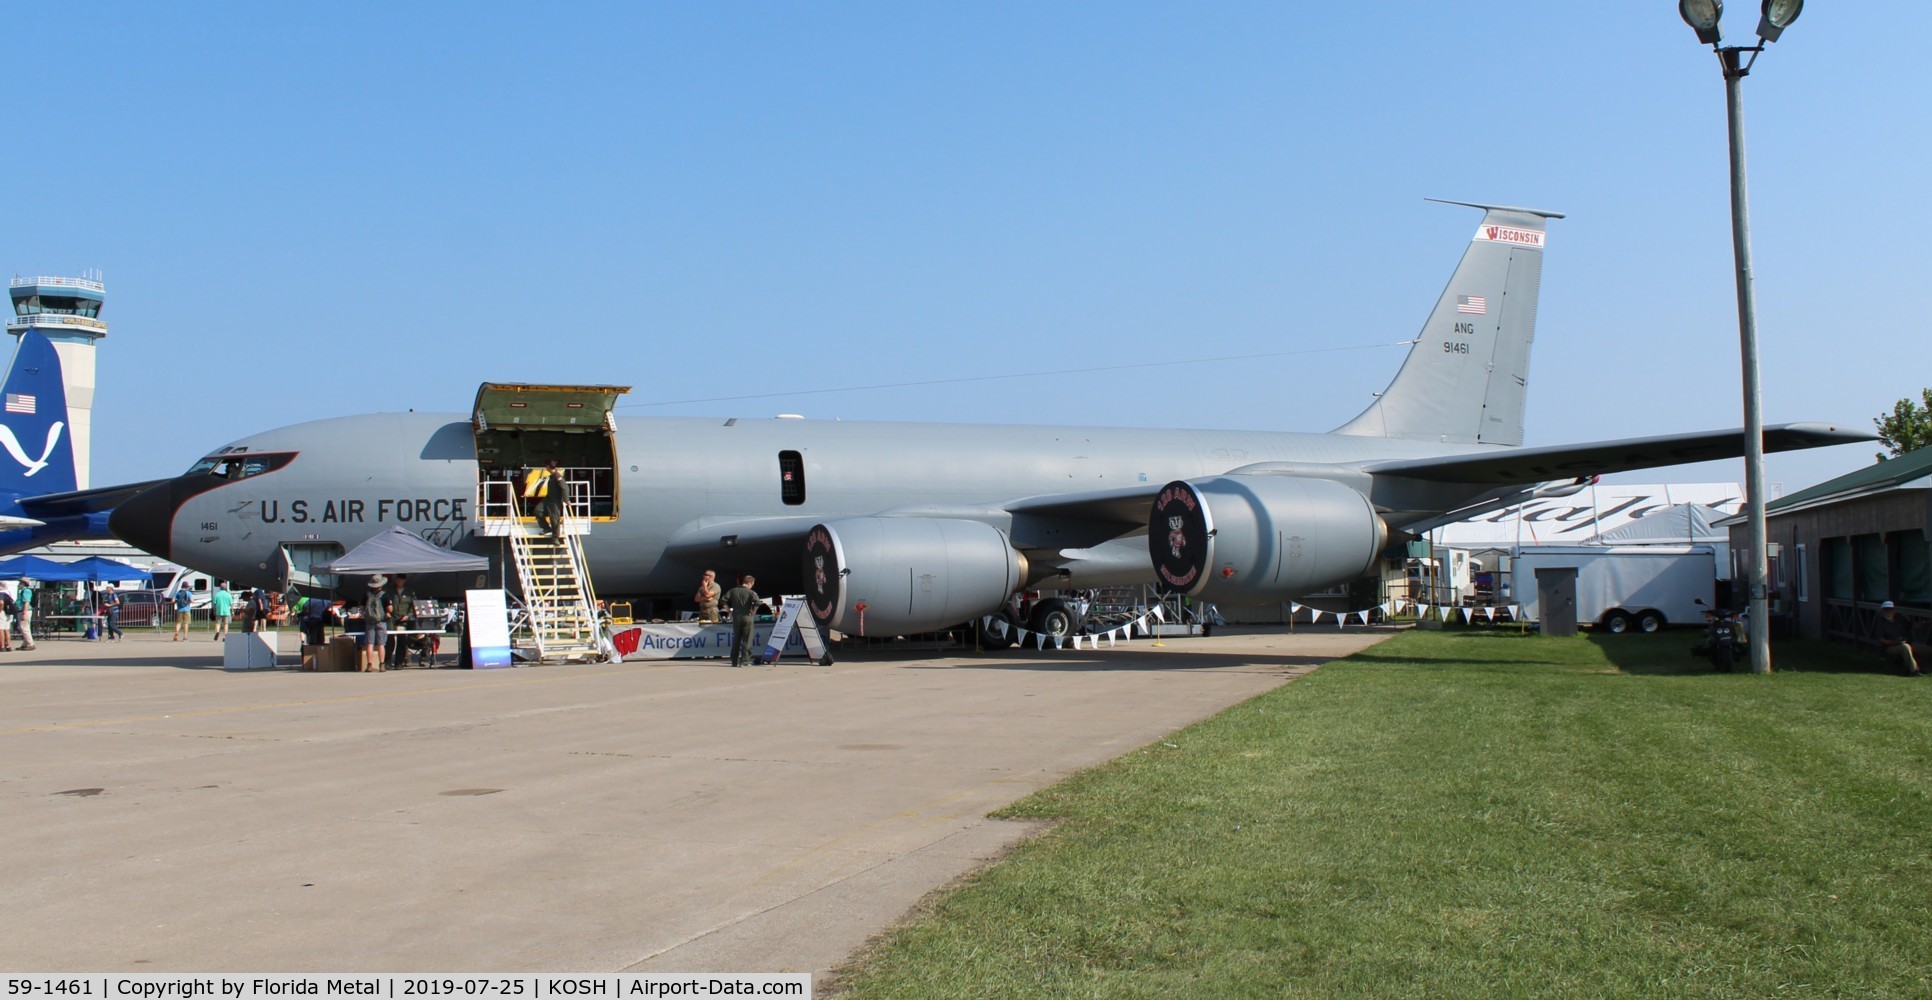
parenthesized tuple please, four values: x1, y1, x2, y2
(302, 643, 342, 672)
(309, 637, 357, 672)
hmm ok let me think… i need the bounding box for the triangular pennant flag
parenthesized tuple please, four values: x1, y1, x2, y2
(1070, 635, 1083, 650)
(1440, 606, 1454, 621)
(1508, 604, 1521, 619)
(1052, 635, 1064, 650)
(1416, 603, 1429, 618)
(1379, 602, 1392, 618)
(1460, 607, 1473, 623)
(1308, 609, 1323, 623)
(1392, 599, 1405, 615)
(1151, 604, 1167, 622)
(1035, 633, 1048, 649)
(1484, 606, 1497, 621)
(1355, 609, 1370, 624)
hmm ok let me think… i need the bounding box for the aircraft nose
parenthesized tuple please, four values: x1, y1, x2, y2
(109, 481, 177, 560)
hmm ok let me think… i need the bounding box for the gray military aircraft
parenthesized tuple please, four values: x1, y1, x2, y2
(109, 201, 1868, 640)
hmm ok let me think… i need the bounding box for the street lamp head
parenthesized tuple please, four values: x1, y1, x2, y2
(1756, 0, 1803, 42)
(1680, 0, 1724, 45)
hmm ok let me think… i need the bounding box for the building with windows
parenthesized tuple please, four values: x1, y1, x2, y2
(1723, 447, 1932, 646)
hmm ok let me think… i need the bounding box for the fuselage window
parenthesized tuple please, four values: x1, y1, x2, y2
(779, 451, 806, 506)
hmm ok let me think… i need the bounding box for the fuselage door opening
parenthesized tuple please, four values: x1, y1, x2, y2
(471, 382, 631, 536)
(280, 541, 346, 594)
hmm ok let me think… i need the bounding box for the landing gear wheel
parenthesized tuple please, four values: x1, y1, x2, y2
(978, 610, 1019, 651)
(1603, 612, 1631, 634)
(1029, 598, 1084, 641)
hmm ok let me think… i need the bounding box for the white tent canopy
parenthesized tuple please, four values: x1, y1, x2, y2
(1589, 503, 1729, 545)
(315, 528, 491, 575)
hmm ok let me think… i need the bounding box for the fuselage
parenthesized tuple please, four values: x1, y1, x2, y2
(110, 411, 1505, 598)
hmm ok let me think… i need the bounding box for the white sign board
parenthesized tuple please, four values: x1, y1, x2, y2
(465, 589, 513, 669)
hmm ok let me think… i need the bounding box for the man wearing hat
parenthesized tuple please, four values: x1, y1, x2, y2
(1874, 601, 1927, 677)
(360, 575, 391, 672)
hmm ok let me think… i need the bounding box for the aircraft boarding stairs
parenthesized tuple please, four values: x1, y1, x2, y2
(478, 479, 603, 662)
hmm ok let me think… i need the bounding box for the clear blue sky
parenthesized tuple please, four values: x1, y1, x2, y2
(12, 2, 1927, 496)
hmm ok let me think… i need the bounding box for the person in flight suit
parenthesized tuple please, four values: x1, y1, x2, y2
(722, 574, 762, 668)
(694, 569, 721, 622)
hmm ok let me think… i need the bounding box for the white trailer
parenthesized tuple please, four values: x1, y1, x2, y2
(1514, 544, 1719, 633)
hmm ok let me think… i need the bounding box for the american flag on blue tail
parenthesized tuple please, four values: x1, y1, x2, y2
(1456, 295, 1486, 315)
(4, 393, 34, 414)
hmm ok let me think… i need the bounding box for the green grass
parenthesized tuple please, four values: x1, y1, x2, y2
(829, 632, 1932, 998)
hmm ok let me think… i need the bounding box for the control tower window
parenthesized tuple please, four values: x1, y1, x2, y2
(12, 294, 99, 318)
(779, 451, 806, 506)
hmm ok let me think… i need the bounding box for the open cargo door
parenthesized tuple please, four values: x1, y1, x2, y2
(472, 383, 630, 522)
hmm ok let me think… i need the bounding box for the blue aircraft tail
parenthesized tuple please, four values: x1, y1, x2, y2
(0, 332, 77, 500)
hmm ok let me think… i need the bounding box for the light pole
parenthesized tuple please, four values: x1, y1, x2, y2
(1679, 0, 1803, 675)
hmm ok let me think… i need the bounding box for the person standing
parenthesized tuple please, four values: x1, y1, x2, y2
(385, 574, 417, 667)
(17, 579, 37, 650)
(172, 584, 194, 640)
(243, 588, 269, 633)
(694, 569, 721, 622)
(0, 587, 15, 651)
(300, 592, 335, 647)
(722, 574, 762, 668)
(523, 459, 565, 541)
(359, 575, 390, 672)
(100, 589, 124, 641)
(211, 582, 235, 640)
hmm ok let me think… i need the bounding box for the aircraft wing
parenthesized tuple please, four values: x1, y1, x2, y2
(16, 478, 175, 519)
(1362, 422, 1874, 485)
(663, 486, 1162, 564)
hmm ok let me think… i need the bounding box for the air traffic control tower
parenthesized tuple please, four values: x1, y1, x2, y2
(8, 275, 106, 489)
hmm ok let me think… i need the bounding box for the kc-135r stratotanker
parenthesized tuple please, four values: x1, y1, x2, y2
(108, 201, 1869, 639)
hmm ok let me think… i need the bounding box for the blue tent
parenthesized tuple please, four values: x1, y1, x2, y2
(0, 554, 78, 580)
(63, 556, 154, 582)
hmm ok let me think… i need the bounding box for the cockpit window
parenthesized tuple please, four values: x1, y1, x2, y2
(186, 451, 296, 481)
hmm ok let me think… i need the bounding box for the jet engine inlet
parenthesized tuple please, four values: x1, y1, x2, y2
(1149, 476, 1386, 602)
(804, 517, 1022, 637)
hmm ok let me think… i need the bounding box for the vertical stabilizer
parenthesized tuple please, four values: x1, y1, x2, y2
(1333, 201, 1562, 446)
(0, 332, 77, 498)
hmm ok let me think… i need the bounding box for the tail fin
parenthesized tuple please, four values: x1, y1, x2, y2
(0, 332, 76, 499)
(1333, 200, 1562, 446)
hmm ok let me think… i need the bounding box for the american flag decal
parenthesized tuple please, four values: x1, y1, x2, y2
(1456, 295, 1486, 315)
(4, 393, 34, 414)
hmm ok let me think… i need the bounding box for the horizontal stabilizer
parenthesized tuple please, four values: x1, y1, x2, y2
(1364, 422, 1875, 484)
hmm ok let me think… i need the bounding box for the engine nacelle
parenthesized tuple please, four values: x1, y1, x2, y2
(1149, 476, 1387, 602)
(803, 517, 1024, 637)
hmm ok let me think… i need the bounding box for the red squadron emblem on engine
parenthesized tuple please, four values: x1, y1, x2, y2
(803, 525, 841, 625)
(1149, 481, 1208, 593)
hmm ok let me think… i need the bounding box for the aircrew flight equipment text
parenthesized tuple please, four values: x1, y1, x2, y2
(10, 979, 807, 1000)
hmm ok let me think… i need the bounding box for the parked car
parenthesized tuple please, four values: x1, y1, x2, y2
(113, 590, 172, 629)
